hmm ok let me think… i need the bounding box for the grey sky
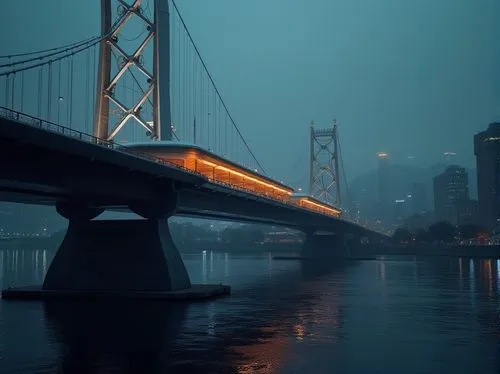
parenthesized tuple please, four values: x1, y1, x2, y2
(1, 0, 499, 185)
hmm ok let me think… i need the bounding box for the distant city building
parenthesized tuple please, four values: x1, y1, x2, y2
(411, 182, 427, 215)
(474, 122, 500, 231)
(391, 199, 408, 228)
(433, 165, 469, 225)
(405, 211, 434, 233)
(377, 152, 390, 224)
(357, 188, 371, 221)
(455, 199, 479, 226)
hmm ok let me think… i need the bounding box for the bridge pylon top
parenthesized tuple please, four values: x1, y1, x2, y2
(308, 119, 341, 207)
(94, 0, 172, 142)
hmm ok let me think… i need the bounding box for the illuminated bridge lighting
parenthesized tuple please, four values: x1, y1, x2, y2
(119, 142, 342, 218)
(291, 193, 342, 217)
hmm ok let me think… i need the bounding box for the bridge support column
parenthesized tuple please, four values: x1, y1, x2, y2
(43, 219, 191, 292)
(301, 231, 352, 259)
(2, 198, 231, 299)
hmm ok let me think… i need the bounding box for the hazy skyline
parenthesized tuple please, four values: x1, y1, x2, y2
(2, 0, 499, 184)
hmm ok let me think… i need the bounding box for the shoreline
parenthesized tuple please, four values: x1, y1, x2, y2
(357, 244, 500, 258)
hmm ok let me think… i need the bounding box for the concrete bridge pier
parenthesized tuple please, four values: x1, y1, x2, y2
(2, 198, 230, 300)
(301, 230, 355, 259)
(43, 218, 192, 292)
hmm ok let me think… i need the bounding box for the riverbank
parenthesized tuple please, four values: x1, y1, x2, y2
(357, 244, 500, 258)
(182, 242, 302, 254)
(0, 233, 303, 254)
(0, 236, 56, 249)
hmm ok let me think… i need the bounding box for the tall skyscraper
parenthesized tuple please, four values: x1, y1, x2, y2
(474, 123, 500, 230)
(377, 152, 390, 224)
(433, 165, 469, 225)
(391, 199, 408, 229)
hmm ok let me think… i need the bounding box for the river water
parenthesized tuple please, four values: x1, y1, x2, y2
(0, 248, 499, 373)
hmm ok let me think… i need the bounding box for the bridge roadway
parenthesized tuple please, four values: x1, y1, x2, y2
(0, 108, 384, 299)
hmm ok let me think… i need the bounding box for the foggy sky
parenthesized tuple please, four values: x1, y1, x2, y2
(2, 0, 499, 185)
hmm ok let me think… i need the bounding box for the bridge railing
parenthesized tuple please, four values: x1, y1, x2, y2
(0, 106, 207, 177)
(0, 106, 340, 219)
(0, 106, 107, 146)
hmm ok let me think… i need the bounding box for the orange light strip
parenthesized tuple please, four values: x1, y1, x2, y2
(298, 198, 341, 215)
(195, 158, 293, 196)
(194, 157, 341, 216)
(175, 148, 292, 191)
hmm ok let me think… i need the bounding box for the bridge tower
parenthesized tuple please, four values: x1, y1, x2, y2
(309, 120, 341, 207)
(94, 0, 172, 141)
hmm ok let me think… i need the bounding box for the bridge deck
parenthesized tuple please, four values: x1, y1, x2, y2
(0, 107, 385, 238)
(0, 107, 341, 217)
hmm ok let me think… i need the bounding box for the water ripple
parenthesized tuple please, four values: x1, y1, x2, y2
(0, 251, 500, 373)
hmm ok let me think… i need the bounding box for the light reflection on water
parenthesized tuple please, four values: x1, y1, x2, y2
(0, 248, 500, 373)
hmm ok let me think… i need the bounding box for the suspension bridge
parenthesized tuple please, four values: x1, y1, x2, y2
(0, 0, 384, 300)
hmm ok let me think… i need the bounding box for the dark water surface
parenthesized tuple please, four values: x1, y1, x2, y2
(1, 248, 500, 373)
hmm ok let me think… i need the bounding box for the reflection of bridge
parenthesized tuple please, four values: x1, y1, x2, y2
(0, 0, 385, 298)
